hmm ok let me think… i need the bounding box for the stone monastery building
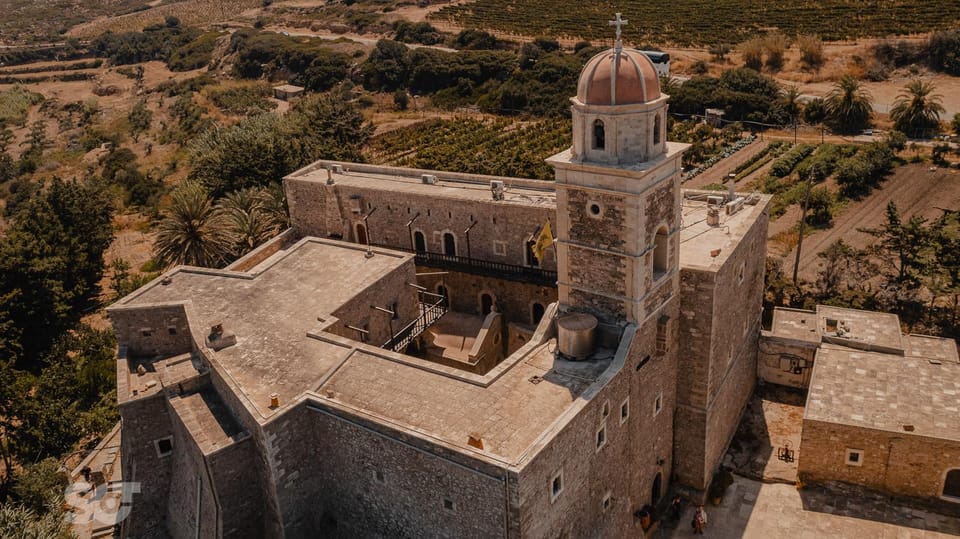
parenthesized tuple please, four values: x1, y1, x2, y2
(106, 27, 960, 539)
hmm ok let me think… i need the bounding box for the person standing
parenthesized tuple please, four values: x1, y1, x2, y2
(693, 505, 707, 535)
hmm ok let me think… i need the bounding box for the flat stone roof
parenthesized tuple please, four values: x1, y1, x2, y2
(287, 161, 556, 207)
(816, 305, 904, 354)
(805, 342, 960, 441)
(678, 191, 771, 271)
(317, 339, 612, 464)
(116, 236, 618, 464)
(122, 238, 414, 418)
(770, 308, 821, 343)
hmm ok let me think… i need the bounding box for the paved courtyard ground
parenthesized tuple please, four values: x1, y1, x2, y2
(659, 476, 960, 538)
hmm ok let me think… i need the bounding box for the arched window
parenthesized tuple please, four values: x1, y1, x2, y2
(653, 114, 661, 145)
(355, 223, 368, 245)
(532, 303, 545, 324)
(480, 293, 493, 315)
(525, 238, 540, 267)
(653, 226, 668, 278)
(593, 119, 605, 150)
(413, 231, 426, 253)
(443, 232, 457, 256)
(944, 469, 960, 499)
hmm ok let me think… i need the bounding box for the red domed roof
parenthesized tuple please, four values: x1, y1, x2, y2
(577, 48, 661, 106)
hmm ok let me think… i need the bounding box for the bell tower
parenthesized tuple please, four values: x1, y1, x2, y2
(546, 15, 688, 327)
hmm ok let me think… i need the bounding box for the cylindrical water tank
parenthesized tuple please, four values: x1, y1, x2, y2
(557, 313, 597, 360)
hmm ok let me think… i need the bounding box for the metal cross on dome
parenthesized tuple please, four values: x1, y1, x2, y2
(609, 12, 628, 52)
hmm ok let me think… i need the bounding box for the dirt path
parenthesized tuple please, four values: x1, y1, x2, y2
(782, 164, 960, 281)
(684, 139, 766, 189)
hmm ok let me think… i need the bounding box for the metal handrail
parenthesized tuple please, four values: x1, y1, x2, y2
(382, 296, 448, 352)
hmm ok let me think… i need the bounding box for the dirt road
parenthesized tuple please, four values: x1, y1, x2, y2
(782, 164, 960, 281)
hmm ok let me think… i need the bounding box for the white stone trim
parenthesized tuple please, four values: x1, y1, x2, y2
(845, 448, 864, 466)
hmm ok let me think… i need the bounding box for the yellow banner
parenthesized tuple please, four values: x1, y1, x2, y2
(532, 221, 554, 263)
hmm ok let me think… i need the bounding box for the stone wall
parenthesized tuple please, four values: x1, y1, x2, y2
(110, 303, 194, 358)
(799, 419, 960, 505)
(516, 300, 679, 538)
(415, 268, 557, 325)
(270, 402, 509, 539)
(327, 259, 419, 347)
(757, 334, 818, 388)
(120, 394, 175, 538)
(166, 396, 220, 539)
(673, 201, 769, 491)
(286, 177, 557, 271)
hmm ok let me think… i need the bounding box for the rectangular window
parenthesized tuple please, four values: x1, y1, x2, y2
(141, 330, 152, 337)
(493, 241, 507, 256)
(602, 491, 612, 512)
(375, 470, 385, 482)
(154, 436, 173, 458)
(550, 471, 563, 502)
(443, 499, 455, 511)
(620, 398, 630, 424)
(654, 392, 663, 417)
(596, 423, 607, 452)
(601, 400, 609, 418)
(846, 449, 864, 467)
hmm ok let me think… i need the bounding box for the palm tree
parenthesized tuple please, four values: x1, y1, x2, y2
(781, 85, 803, 142)
(218, 188, 284, 257)
(154, 182, 234, 268)
(824, 76, 873, 135)
(890, 79, 945, 138)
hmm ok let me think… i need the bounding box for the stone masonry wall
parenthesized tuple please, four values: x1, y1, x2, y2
(517, 299, 679, 538)
(208, 438, 265, 538)
(269, 402, 509, 539)
(165, 396, 220, 539)
(757, 335, 818, 388)
(110, 303, 194, 358)
(415, 268, 557, 325)
(286, 177, 557, 271)
(328, 260, 419, 346)
(674, 201, 769, 491)
(120, 395, 175, 538)
(800, 419, 960, 502)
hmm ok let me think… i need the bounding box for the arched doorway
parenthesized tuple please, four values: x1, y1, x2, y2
(355, 223, 368, 245)
(651, 472, 662, 505)
(437, 285, 449, 308)
(481, 293, 493, 315)
(944, 469, 960, 499)
(532, 303, 546, 324)
(443, 232, 457, 256)
(413, 231, 426, 253)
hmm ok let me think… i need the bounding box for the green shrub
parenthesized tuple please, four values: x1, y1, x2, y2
(207, 83, 277, 115)
(0, 86, 44, 126)
(770, 143, 814, 177)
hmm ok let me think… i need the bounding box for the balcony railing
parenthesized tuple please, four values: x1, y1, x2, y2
(370, 243, 557, 286)
(383, 293, 447, 353)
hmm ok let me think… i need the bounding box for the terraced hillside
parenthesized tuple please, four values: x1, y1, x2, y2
(432, 0, 960, 45)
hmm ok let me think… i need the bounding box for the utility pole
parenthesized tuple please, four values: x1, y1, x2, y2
(792, 174, 814, 286)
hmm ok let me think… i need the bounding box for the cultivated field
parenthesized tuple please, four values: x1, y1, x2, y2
(779, 164, 960, 280)
(432, 0, 960, 45)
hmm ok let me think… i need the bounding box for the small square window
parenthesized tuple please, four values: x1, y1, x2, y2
(375, 470, 385, 482)
(141, 330, 152, 337)
(602, 491, 612, 512)
(154, 436, 173, 458)
(168, 327, 177, 335)
(443, 498, 455, 511)
(493, 241, 507, 256)
(620, 398, 630, 424)
(550, 471, 563, 502)
(846, 449, 864, 466)
(654, 392, 663, 416)
(596, 424, 607, 452)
